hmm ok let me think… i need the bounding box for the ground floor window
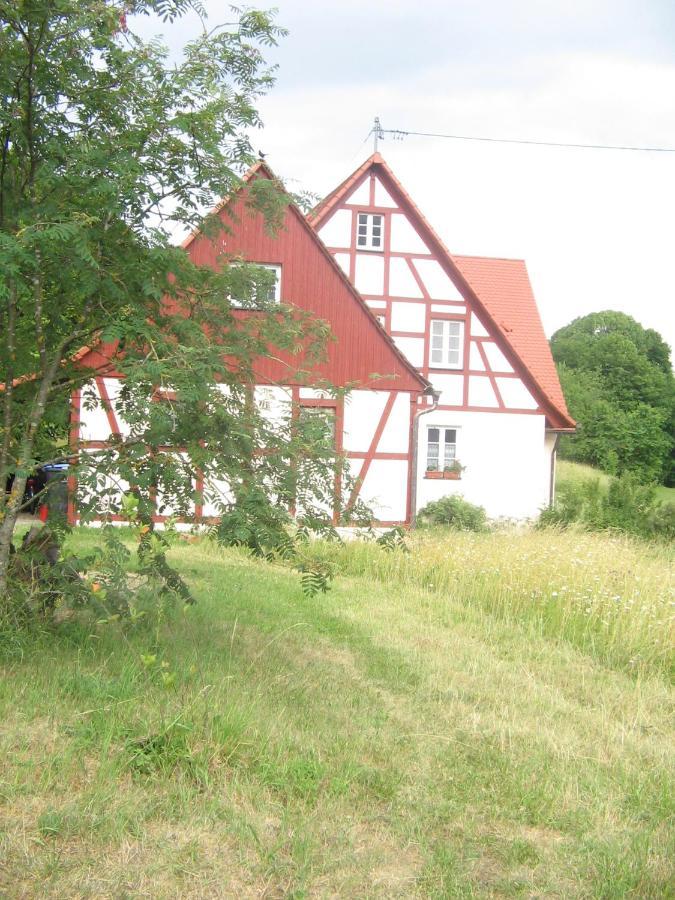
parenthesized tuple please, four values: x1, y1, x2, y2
(426, 426, 457, 471)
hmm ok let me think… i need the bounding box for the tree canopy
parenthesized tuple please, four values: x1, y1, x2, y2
(551, 311, 674, 484)
(0, 1, 359, 606)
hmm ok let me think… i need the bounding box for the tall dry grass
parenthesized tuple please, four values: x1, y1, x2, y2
(304, 528, 674, 677)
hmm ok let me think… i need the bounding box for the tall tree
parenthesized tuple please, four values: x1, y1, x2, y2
(0, 1, 351, 603)
(551, 311, 674, 484)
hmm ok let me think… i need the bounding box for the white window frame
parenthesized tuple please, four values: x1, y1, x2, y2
(229, 263, 281, 308)
(430, 319, 464, 369)
(426, 426, 458, 471)
(356, 213, 384, 251)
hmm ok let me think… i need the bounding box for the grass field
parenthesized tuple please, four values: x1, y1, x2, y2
(557, 459, 675, 505)
(0, 527, 673, 897)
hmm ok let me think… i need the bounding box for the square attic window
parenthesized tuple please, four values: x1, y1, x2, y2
(356, 213, 384, 251)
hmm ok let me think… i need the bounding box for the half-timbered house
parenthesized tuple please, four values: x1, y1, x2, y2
(309, 153, 575, 520)
(73, 154, 572, 526)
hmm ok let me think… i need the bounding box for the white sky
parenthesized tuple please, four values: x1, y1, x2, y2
(135, 0, 675, 355)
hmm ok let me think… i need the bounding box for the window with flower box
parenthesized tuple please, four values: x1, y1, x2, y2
(426, 427, 458, 473)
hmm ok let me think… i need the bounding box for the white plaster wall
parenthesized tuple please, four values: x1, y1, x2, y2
(390, 301, 425, 332)
(79, 382, 110, 442)
(355, 253, 385, 295)
(373, 177, 398, 208)
(317, 209, 352, 248)
(342, 390, 389, 452)
(389, 257, 423, 297)
(431, 303, 466, 314)
(345, 179, 370, 205)
(470, 313, 489, 337)
(334, 252, 350, 275)
(392, 336, 424, 367)
(482, 342, 514, 373)
(412, 259, 463, 300)
(429, 374, 463, 406)
(469, 342, 485, 370)
(496, 378, 538, 410)
(79, 378, 131, 441)
(389, 214, 430, 254)
(377, 392, 411, 453)
(359, 459, 408, 521)
(415, 411, 550, 520)
(468, 376, 499, 408)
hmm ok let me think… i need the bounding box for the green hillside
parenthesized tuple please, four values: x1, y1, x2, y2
(0, 529, 672, 898)
(557, 459, 675, 505)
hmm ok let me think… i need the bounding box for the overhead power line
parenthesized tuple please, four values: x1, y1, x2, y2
(368, 118, 675, 154)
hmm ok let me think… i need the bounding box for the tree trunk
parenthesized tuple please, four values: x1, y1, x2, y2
(0, 351, 63, 600)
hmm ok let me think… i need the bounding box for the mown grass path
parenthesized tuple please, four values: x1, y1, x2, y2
(0, 530, 673, 897)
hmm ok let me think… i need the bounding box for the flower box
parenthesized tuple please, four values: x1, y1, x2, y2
(425, 469, 462, 480)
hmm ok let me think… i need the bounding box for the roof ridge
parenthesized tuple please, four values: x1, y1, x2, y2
(453, 253, 526, 264)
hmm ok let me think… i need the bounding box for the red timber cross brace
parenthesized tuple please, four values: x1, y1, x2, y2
(345, 391, 397, 514)
(475, 341, 505, 410)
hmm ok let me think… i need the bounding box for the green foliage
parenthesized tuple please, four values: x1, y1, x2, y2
(540, 472, 674, 541)
(551, 312, 674, 484)
(375, 525, 409, 553)
(295, 559, 335, 598)
(1, 520, 191, 633)
(0, 1, 361, 606)
(416, 495, 489, 531)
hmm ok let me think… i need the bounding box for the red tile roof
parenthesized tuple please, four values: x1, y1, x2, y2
(453, 255, 572, 426)
(310, 154, 574, 430)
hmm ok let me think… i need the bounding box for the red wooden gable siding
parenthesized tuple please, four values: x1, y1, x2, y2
(185, 167, 427, 394)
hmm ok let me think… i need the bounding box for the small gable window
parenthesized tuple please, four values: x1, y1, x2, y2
(430, 319, 464, 368)
(356, 213, 384, 251)
(426, 427, 457, 472)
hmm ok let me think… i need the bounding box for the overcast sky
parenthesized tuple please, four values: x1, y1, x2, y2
(136, 0, 675, 354)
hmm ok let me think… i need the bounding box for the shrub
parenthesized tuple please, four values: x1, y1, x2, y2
(539, 477, 604, 528)
(417, 495, 488, 532)
(540, 472, 673, 541)
(644, 502, 675, 541)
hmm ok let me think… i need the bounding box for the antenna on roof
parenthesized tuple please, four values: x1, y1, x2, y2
(372, 117, 385, 153)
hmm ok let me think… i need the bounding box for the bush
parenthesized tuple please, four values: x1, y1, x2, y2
(539, 473, 673, 541)
(644, 502, 675, 541)
(417, 495, 488, 532)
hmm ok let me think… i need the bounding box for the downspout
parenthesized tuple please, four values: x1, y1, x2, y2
(410, 386, 441, 528)
(548, 432, 560, 507)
